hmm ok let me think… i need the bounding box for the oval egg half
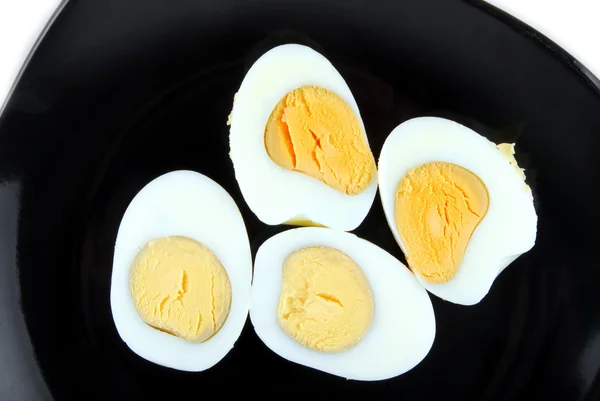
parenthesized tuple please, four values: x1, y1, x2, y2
(250, 227, 436, 381)
(229, 44, 377, 231)
(110, 170, 252, 371)
(378, 117, 537, 305)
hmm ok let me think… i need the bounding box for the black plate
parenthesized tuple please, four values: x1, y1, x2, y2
(1, 0, 600, 400)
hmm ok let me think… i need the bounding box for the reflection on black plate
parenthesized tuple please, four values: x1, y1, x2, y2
(1, 0, 599, 400)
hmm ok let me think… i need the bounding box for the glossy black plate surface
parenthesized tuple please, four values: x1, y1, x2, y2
(1, 0, 600, 400)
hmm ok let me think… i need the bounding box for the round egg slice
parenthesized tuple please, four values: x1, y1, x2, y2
(250, 227, 436, 381)
(228, 44, 377, 231)
(110, 170, 252, 372)
(378, 117, 537, 306)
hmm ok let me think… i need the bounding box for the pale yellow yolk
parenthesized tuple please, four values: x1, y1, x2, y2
(497, 143, 528, 181)
(264, 85, 376, 195)
(282, 215, 326, 228)
(277, 246, 374, 353)
(129, 236, 232, 342)
(497, 142, 532, 197)
(394, 162, 490, 284)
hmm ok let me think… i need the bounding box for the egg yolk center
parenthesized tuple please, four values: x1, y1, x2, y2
(395, 162, 489, 284)
(277, 246, 374, 353)
(264, 85, 376, 195)
(129, 236, 232, 342)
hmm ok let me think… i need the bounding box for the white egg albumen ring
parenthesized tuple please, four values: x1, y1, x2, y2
(250, 227, 436, 381)
(378, 117, 537, 306)
(110, 170, 252, 371)
(229, 44, 377, 231)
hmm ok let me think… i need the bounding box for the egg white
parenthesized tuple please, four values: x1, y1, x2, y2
(250, 227, 436, 381)
(229, 44, 377, 231)
(378, 117, 537, 306)
(110, 170, 252, 372)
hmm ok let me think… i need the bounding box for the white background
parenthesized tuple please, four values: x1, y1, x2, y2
(0, 0, 599, 109)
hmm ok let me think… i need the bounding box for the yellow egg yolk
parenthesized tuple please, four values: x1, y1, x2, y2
(394, 162, 489, 284)
(277, 246, 374, 353)
(264, 85, 376, 195)
(497, 142, 529, 181)
(130, 236, 231, 342)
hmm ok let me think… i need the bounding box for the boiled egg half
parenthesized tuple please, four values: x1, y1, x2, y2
(250, 227, 435, 381)
(228, 44, 377, 231)
(110, 170, 252, 371)
(378, 117, 537, 305)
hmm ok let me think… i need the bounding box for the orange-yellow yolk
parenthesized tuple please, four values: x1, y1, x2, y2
(264, 86, 376, 195)
(394, 162, 489, 284)
(129, 236, 232, 342)
(277, 246, 374, 353)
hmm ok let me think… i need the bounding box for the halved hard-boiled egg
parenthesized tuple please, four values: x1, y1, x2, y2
(250, 227, 435, 381)
(110, 170, 252, 371)
(228, 44, 377, 231)
(378, 117, 537, 305)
